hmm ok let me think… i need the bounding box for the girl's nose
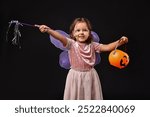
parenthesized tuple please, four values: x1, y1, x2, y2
(80, 30, 84, 34)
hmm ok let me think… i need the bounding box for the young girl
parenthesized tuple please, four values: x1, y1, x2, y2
(36, 17, 128, 100)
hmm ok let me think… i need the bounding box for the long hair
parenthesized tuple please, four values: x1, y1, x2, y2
(69, 17, 93, 44)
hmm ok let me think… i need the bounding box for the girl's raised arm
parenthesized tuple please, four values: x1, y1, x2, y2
(35, 24, 67, 47)
(100, 36, 128, 52)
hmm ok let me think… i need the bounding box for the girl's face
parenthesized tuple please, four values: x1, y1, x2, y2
(73, 22, 90, 43)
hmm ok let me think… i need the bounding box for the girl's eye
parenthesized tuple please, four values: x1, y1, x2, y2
(74, 29, 89, 33)
(83, 29, 88, 31)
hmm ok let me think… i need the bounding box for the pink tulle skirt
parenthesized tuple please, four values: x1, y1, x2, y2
(63, 68, 103, 100)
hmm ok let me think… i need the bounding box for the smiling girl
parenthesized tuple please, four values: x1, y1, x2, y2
(36, 17, 128, 100)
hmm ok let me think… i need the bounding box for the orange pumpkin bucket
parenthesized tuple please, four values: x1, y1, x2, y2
(109, 49, 129, 69)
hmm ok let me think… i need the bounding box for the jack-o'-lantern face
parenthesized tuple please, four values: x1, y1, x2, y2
(109, 49, 129, 69)
(120, 55, 129, 67)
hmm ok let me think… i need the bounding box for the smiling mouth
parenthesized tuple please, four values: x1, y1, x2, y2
(78, 35, 84, 38)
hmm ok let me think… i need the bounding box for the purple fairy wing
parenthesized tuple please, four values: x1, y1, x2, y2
(95, 53, 101, 65)
(59, 51, 70, 69)
(91, 31, 100, 42)
(49, 30, 70, 50)
(49, 30, 70, 69)
(91, 31, 101, 65)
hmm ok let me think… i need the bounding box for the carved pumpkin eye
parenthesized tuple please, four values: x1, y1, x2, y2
(120, 56, 129, 67)
(109, 49, 129, 69)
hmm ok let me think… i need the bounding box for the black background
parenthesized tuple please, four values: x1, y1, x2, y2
(0, 0, 150, 99)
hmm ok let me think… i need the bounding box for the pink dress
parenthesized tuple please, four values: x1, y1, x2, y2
(63, 38, 103, 100)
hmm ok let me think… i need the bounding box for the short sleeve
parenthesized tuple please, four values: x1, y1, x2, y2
(65, 37, 74, 50)
(92, 42, 102, 53)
